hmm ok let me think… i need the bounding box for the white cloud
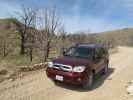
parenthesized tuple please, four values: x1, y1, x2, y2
(62, 0, 133, 33)
(62, 13, 131, 33)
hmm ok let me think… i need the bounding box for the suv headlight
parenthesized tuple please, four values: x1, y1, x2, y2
(73, 66, 85, 73)
(48, 62, 53, 68)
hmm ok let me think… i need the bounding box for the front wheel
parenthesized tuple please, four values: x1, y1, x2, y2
(53, 80, 60, 86)
(82, 73, 94, 90)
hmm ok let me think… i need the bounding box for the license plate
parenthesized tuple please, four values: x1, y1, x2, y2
(55, 75, 63, 81)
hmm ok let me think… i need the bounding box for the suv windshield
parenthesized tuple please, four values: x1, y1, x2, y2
(64, 47, 93, 59)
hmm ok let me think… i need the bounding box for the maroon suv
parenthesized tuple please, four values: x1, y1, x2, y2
(46, 44, 109, 89)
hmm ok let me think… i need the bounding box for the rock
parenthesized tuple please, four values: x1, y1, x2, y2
(127, 81, 133, 95)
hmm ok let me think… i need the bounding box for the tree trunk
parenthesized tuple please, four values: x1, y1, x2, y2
(43, 40, 50, 62)
(3, 40, 6, 57)
(20, 33, 25, 55)
(29, 47, 33, 62)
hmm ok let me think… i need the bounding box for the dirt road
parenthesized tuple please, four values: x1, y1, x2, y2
(0, 46, 133, 100)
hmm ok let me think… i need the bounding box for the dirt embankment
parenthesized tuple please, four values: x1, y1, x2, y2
(0, 46, 133, 100)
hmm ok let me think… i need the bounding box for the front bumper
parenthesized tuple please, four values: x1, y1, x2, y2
(46, 68, 87, 85)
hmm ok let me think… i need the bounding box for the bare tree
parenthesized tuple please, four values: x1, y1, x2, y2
(57, 26, 67, 55)
(15, 6, 37, 55)
(0, 36, 7, 57)
(26, 28, 36, 62)
(0, 32, 15, 57)
(36, 8, 61, 62)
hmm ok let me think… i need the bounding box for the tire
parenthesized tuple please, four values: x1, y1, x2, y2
(53, 80, 60, 85)
(82, 73, 94, 90)
(102, 62, 109, 75)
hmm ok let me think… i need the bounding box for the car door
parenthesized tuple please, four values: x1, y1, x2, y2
(93, 48, 105, 74)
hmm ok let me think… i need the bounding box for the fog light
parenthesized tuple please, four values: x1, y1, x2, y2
(77, 78, 81, 81)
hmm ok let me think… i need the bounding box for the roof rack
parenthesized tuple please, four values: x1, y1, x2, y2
(75, 43, 104, 48)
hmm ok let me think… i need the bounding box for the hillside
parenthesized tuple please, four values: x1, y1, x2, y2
(90, 28, 133, 47)
(0, 18, 22, 44)
(102, 28, 133, 43)
(0, 18, 44, 74)
(0, 18, 22, 32)
(0, 18, 133, 46)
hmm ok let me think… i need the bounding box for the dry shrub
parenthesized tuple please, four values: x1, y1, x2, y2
(0, 69, 8, 75)
(19, 63, 47, 72)
(19, 67, 32, 72)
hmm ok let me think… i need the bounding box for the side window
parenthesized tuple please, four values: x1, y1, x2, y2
(95, 48, 102, 59)
(101, 48, 108, 55)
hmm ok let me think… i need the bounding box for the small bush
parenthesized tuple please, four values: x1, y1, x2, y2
(0, 69, 8, 75)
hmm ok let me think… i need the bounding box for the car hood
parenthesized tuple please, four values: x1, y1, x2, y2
(52, 56, 92, 67)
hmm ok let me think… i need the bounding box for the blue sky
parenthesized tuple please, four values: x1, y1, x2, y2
(0, 0, 133, 33)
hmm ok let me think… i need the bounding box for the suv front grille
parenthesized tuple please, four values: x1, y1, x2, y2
(53, 63, 72, 72)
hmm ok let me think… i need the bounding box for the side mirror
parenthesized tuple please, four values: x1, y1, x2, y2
(93, 54, 101, 61)
(61, 48, 67, 55)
